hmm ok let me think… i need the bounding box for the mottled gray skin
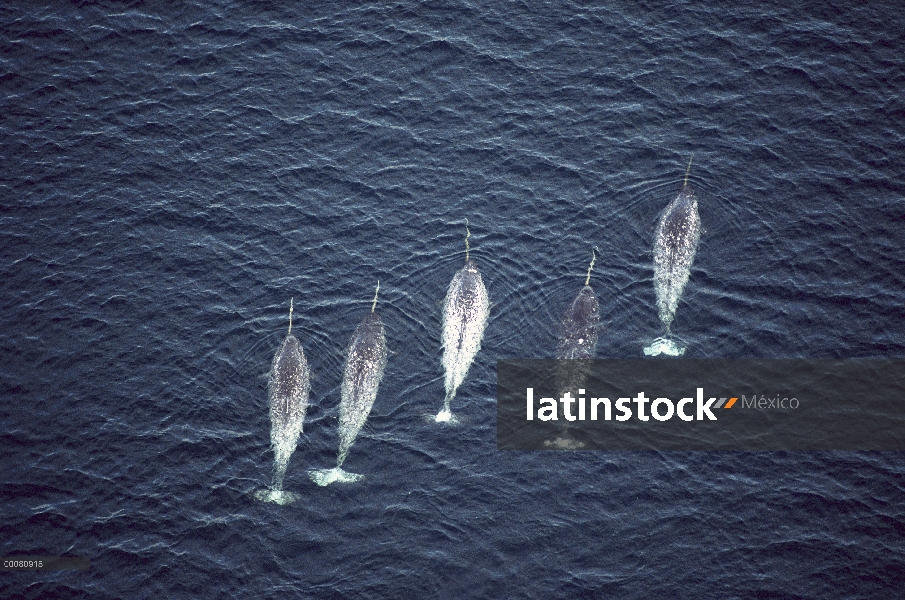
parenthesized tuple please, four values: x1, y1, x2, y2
(268, 334, 310, 488)
(338, 312, 387, 467)
(555, 284, 600, 399)
(441, 260, 490, 409)
(654, 184, 701, 331)
(556, 285, 600, 360)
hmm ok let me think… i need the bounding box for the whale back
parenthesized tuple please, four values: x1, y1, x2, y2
(659, 187, 700, 260)
(441, 260, 490, 395)
(268, 334, 310, 437)
(447, 262, 486, 320)
(653, 185, 701, 329)
(338, 312, 387, 464)
(556, 285, 600, 360)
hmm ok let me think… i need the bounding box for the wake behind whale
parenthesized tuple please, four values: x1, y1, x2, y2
(310, 282, 387, 486)
(645, 156, 701, 357)
(436, 221, 489, 423)
(255, 298, 310, 505)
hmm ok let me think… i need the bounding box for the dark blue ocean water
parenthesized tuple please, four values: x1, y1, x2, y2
(2, 1, 905, 597)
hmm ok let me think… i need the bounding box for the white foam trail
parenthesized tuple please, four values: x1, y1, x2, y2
(254, 489, 301, 505)
(308, 467, 364, 486)
(643, 336, 686, 356)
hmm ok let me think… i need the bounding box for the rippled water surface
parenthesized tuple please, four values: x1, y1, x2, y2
(2, 1, 904, 598)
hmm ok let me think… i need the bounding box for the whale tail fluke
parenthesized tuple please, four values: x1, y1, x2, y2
(256, 458, 300, 504)
(308, 467, 364, 486)
(435, 391, 460, 423)
(643, 336, 686, 357)
(434, 409, 455, 423)
(544, 436, 586, 450)
(254, 488, 301, 505)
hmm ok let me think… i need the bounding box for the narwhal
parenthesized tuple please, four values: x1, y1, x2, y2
(557, 247, 601, 361)
(645, 155, 701, 357)
(436, 220, 490, 423)
(256, 298, 310, 504)
(310, 282, 388, 486)
(546, 248, 601, 450)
